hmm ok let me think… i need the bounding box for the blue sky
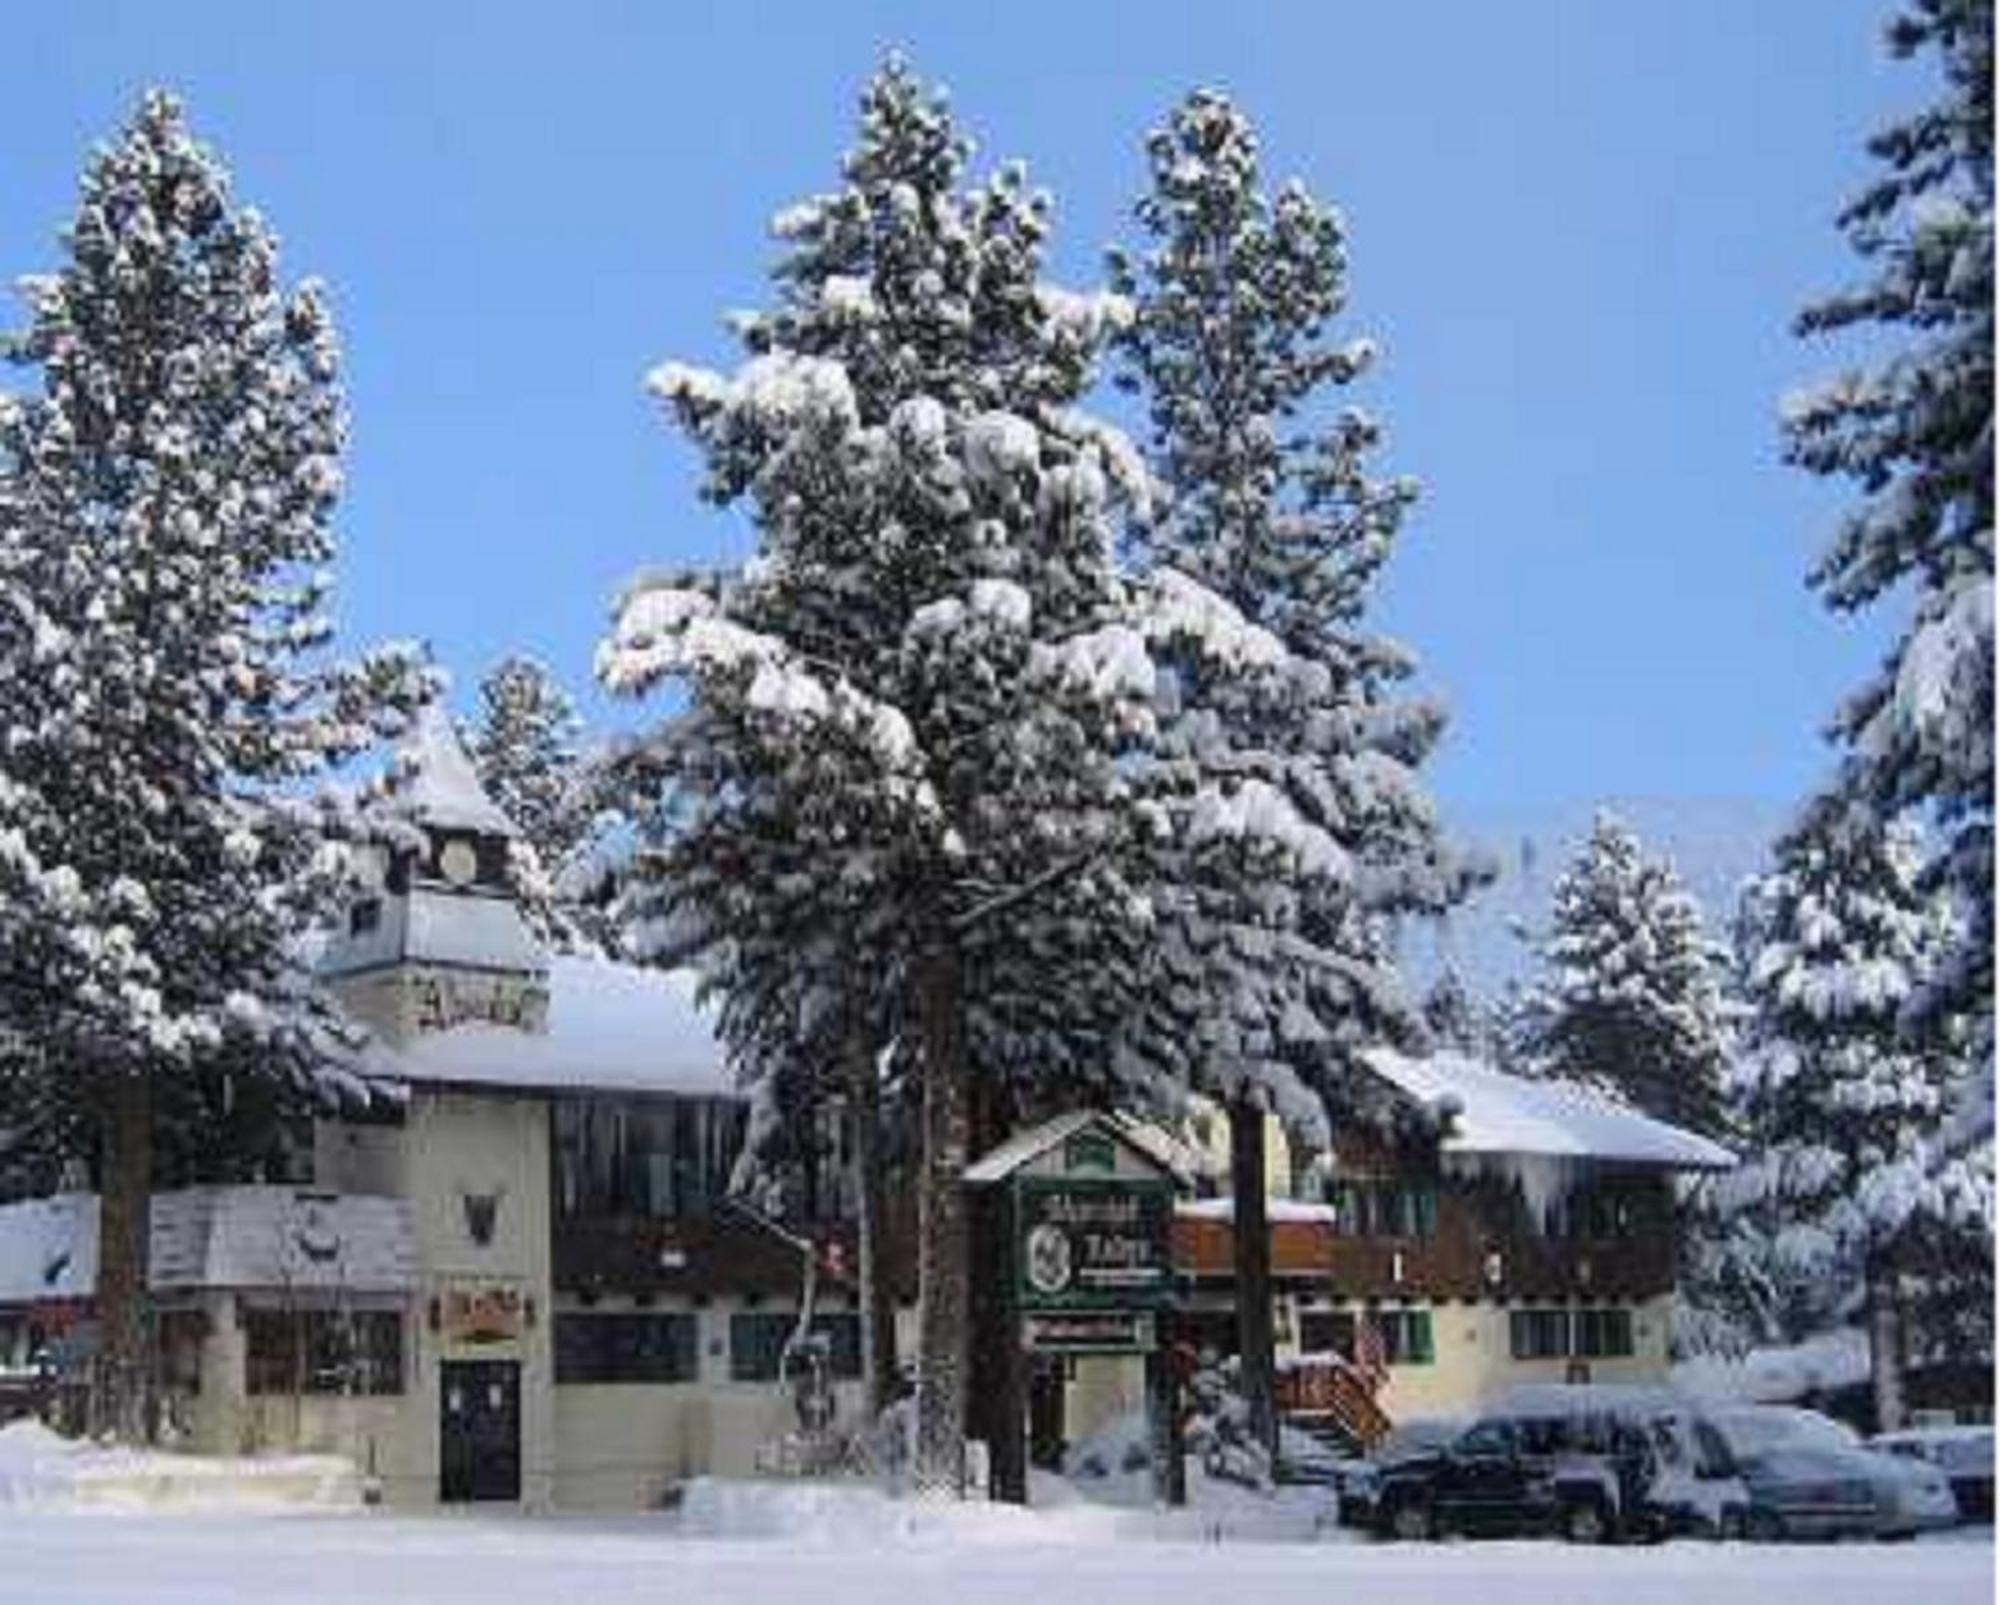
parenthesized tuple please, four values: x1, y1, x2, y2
(9, 1, 1921, 820)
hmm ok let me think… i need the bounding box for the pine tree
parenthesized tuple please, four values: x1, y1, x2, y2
(464, 655, 611, 951)
(1783, 0, 1993, 1116)
(0, 91, 426, 1439)
(601, 58, 1174, 1494)
(1725, 812, 1991, 1426)
(1421, 964, 1488, 1056)
(1110, 91, 1477, 1465)
(1514, 810, 1733, 1137)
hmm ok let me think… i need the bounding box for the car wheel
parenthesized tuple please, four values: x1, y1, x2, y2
(1744, 1508, 1785, 1542)
(1389, 1500, 1437, 1542)
(1562, 1499, 1611, 1545)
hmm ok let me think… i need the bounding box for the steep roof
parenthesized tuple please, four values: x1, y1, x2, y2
(963, 1109, 1193, 1186)
(0, 1188, 418, 1303)
(1362, 1047, 1735, 1171)
(388, 954, 731, 1097)
(398, 702, 517, 838)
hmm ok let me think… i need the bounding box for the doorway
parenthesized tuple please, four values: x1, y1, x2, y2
(440, 1358, 521, 1502)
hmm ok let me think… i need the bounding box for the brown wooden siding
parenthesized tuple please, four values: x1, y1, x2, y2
(1173, 1130, 1680, 1303)
(552, 1211, 919, 1302)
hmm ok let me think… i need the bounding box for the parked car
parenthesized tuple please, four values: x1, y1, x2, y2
(1870, 1426, 1995, 1523)
(1332, 1419, 1462, 1529)
(1370, 1413, 1657, 1543)
(1734, 1446, 1882, 1540)
(1496, 1385, 1749, 1539)
(1710, 1406, 1959, 1537)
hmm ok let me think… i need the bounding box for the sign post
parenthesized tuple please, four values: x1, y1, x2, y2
(967, 1113, 1182, 1507)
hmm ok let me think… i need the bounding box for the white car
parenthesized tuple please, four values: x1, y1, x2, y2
(1711, 1405, 1959, 1536)
(1870, 1426, 1995, 1523)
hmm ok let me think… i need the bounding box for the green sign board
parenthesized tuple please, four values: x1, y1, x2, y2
(1022, 1310, 1158, 1354)
(1062, 1130, 1117, 1175)
(1014, 1175, 1173, 1315)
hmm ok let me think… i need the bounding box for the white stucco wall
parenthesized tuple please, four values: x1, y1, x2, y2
(1363, 1294, 1676, 1425)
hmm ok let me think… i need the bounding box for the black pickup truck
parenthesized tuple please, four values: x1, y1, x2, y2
(1371, 1416, 1664, 1544)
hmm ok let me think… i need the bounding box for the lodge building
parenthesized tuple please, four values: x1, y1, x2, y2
(0, 712, 1731, 1508)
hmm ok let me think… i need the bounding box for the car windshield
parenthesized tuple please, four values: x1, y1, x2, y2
(1747, 1446, 1856, 1483)
(1932, 1434, 1995, 1473)
(1372, 1421, 1461, 1463)
(1455, 1422, 1513, 1457)
(1718, 1407, 1857, 1457)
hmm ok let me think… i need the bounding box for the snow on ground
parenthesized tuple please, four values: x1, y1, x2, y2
(0, 1502, 1987, 1605)
(0, 1421, 361, 1513)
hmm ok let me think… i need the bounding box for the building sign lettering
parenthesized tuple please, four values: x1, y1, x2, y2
(440, 1284, 524, 1345)
(1014, 1177, 1172, 1314)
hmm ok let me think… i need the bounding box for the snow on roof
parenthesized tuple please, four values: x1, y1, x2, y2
(398, 703, 517, 838)
(963, 1109, 1191, 1185)
(0, 1196, 94, 1303)
(391, 954, 731, 1096)
(0, 1189, 417, 1303)
(404, 888, 545, 973)
(1174, 1198, 1339, 1224)
(1362, 1047, 1735, 1171)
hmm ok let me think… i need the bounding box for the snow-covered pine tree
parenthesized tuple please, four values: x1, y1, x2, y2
(1724, 811, 1991, 1427)
(1421, 964, 1488, 1056)
(464, 655, 611, 951)
(601, 58, 1176, 1495)
(0, 91, 427, 1439)
(1783, 0, 1993, 1126)
(1513, 810, 1733, 1137)
(1109, 90, 1475, 1461)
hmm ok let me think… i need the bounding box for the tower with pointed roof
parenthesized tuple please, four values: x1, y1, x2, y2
(319, 704, 551, 1044)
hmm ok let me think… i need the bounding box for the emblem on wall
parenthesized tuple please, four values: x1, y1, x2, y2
(460, 1185, 506, 1248)
(1024, 1223, 1074, 1295)
(292, 1199, 343, 1264)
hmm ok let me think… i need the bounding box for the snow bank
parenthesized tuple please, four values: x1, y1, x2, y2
(676, 1477, 1047, 1545)
(1671, 1328, 1870, 1405)
(677, 1466, 1343, 1548)
(0, 1422, 361, 1513)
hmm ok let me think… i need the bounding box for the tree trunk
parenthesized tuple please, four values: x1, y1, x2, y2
(91, 1068, 154, 1443)
(912, 940, 971, 1496)
(1230, 1095, 1277, 1468)
(848, 1031, 898, 1420)
(1146, 1340, 1185, 1507)
(1868, 1261, 1908, 1434)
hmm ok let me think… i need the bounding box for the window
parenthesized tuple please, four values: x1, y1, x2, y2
(156, 1309, 206, 1395)
(244, 1309, 403, 1396)
(1510, 1309, 1571, 1360)
(349, 898, 382, 936)
(1299, 1308, 1430, 1365)
(554, 1313, 699, 1384)
(729, 1313, 862, 1383)
(1377, 1309, 1433, 1365)
(1330, 1182, 1437, 1237)
(1298, 1310, 1355, 1360)
(552, 1096, 749, 1221)
(1509, 1306, 1632, 1360)
(1574, 1307, 1634, 1358)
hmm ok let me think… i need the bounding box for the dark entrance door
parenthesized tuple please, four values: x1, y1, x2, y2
(1027, 1354, 1067, 1471)
(440, 1359, 520, 1503)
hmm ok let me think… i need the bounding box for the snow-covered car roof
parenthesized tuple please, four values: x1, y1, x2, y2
(1363, 1047, 1736, 1170)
